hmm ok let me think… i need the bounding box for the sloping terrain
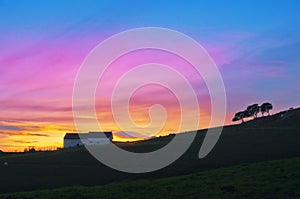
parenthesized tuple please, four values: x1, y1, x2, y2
(0, 108, 299, 194)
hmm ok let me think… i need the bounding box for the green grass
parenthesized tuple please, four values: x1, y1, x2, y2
(1, 157, 300, 199)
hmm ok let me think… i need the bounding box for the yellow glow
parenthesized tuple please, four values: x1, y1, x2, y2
(113, 136, 146, 142)
(0, 105, 215, 152)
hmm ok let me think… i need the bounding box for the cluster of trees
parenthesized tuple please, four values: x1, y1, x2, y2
(232, 102, 273, 123)
(24, 147, 36, 153)
(23, 146, 61, 153)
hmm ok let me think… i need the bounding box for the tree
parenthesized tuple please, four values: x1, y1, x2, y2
(243, 110, 251, 119)
(232, 116, 239, 122)
(246, 104, 260, 118)
(232, 111, 243, 123)
(232, 110, 250, 123)
(260, 102, 273, 116)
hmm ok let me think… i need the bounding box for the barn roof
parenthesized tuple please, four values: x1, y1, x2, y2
(64, 133, 80, 139)
(64, 132, 113, 139)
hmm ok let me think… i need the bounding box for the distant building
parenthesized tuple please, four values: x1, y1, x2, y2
(64, 132, 113, 148)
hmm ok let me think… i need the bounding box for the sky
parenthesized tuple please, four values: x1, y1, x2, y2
(0, 0, 299, 151)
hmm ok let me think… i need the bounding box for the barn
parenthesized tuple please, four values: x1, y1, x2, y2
(63, 131, 113, 148)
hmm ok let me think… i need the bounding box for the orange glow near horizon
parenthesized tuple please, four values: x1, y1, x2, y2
(112, 136, 147, 142)
(0, 110, 214, 152)
(0, 107, 279, 152)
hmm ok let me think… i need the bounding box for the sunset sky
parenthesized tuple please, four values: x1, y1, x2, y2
(1, 1, 299, 151)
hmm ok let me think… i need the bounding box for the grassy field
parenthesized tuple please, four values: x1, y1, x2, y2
(0, 108, 299, 196)
(1, 157, 300, 199)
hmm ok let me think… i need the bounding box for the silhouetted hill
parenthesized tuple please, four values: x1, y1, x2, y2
(239, 107, 300, 128)
(0, 107, 299, 193)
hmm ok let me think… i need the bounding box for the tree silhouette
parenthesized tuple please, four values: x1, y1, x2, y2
(260, 102, 273, 116)
(243, 109, 251, 119)
(232, 111, 243, 123)
(233, 102, 274, 124)
(232, 110, 250, 123)
(247, 104, 260, 118)
(232, 115, 240, 122)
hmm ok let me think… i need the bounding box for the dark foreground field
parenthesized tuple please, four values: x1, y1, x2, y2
(1, 157, 300, 199)
(0, 108, 299, 197)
